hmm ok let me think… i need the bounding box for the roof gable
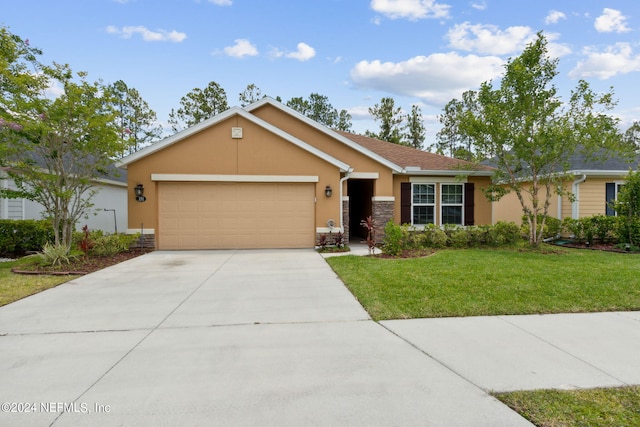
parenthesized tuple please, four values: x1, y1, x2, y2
(116, 107, 350, 172)
(245, 98, 403, 173)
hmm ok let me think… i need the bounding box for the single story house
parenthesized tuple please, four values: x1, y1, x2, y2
(491, 150, 640, 224)
(0, 167, 128, 234)
(117, 97, 494, 250)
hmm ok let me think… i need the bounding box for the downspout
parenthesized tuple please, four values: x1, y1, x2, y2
(339, 171, 352, 233)
(571, 174, 587, 219)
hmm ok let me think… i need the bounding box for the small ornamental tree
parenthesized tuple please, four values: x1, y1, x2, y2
(437, 32, 631, 246)
(1, 29, 125, 253)
(2, 63, 123, 251)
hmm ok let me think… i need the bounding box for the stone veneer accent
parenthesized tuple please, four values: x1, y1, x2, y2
(372, 200, 394, 243)
(130, 233, 155, 249)
(342, 198, 350, 243)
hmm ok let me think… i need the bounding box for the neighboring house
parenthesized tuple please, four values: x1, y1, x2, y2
(0, 167, 128, 234)
(491, 150, 640, 224)
(117, 97, 494, 250)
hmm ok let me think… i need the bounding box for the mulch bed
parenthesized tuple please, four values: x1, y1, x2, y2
(374, 248, 437, 259)
(12, 250, 153, 276)
(556, 241, 635, 253)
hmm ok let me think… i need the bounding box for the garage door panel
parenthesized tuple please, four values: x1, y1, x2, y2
(158, 182, 314, 250)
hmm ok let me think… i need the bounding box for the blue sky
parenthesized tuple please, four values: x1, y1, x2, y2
(3, 0, 640, 147)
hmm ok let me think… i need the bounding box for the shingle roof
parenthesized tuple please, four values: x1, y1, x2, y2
(335, 131, 493, 172)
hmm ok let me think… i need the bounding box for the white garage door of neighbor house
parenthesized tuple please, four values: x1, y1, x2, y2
(158, 182, 315, 250)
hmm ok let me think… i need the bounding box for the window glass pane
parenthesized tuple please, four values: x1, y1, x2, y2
(442, 184, 463, 204)
(441, 206, 462, 225)
(413, 206, 434, 225)
(413, 184, 434, 204)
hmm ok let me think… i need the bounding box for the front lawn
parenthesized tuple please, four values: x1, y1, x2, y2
(495, 386, 640, 427)
(0, 259, 77, 307)
(326, 246, 640, 320)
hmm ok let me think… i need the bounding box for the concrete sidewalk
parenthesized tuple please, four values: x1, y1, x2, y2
(382, 311, 640, 392)
(1, 248, 637, 426)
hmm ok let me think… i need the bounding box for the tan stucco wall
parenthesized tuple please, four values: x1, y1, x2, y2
(251, 104, 395, 196)
(492, 182, 561, 225)
(126, 114, 343, 232)
(391, 175, 493, 226)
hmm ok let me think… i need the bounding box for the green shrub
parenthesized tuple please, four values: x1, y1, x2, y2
(562, 218, 584, 241)
(34, 242, 78, 267)
(90, 233, 138, 256)
(445, 225, 469, 248)
(382, 221, 408, 256)
(381, 221, 522, 255)
(419, 224, 449, 248)
(522, 214, 561, 240)
(494, 221, 522, 244)
(72, 228, 139, 256)
(0, 219, 55, 256)
(615, 216, 640, 245)
(591, 215, 617, 243)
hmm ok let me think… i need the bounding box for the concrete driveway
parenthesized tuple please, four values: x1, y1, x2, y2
(0, 249, 531, 427)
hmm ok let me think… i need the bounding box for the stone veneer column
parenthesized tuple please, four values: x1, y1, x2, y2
(342, 197, 350, 243)
(371, 197, 395, 243)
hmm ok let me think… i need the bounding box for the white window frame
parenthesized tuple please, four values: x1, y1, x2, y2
(440, 183, 464, 226)
(411, 183, 435, 226)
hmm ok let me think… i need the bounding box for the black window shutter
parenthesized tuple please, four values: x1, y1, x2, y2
(605, 182, 616, 216)
(464, 183, 475, 226)
(401, 182, 411, 224)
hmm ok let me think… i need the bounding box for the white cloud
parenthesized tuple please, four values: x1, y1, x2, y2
(223, 39, 258, 58)
(347, 105, 373, 120)
(446, 22, 535, 55)
(570, 43, 640, 80)
(350, 52, 504, 106)
(370, 0, 451, 21)
(471, 2, 486, 11)
(545, 10, 566, 25)
(208, 0, 232, 5)
(106, 25, 187, 42)
(285, 42, 316, 61)
(595, 8, 631, 33)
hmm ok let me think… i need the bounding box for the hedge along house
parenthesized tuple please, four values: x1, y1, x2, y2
(117, 98, 494, 250)
(491, 149, 640, 225)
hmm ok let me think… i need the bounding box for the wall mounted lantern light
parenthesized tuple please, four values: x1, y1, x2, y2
(325, 185, 333, 197)
(134, 184, 146, 202)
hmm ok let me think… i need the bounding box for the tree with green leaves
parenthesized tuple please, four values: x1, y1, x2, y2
(286, 93, 352, 131)
(614, 170, 640, 246)
(336, 109, 353, 132)
(0, 27, 47, 162)
(438, 32, 629, 246)
(404, 104, 426, 150)
(109, 80, 162, 156)
(1, 58, 124, 251)
(239, 83, 263, 107)
(434, 92, 478, 160)
(168, 81, 229, 133)
(622, 121, 640, 151)
(366, 97, 403, 144)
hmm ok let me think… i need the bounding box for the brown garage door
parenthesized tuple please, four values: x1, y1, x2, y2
(158, 182, 315, 249)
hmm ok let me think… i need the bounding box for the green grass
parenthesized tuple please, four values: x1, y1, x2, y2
(494, 386, 640, 427)
(326, 246, 640, 320)
(0, 259, 76, 307)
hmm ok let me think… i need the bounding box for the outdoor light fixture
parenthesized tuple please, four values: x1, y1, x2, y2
(325, 185, 333, 197)
(134, 184, 146, 202)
